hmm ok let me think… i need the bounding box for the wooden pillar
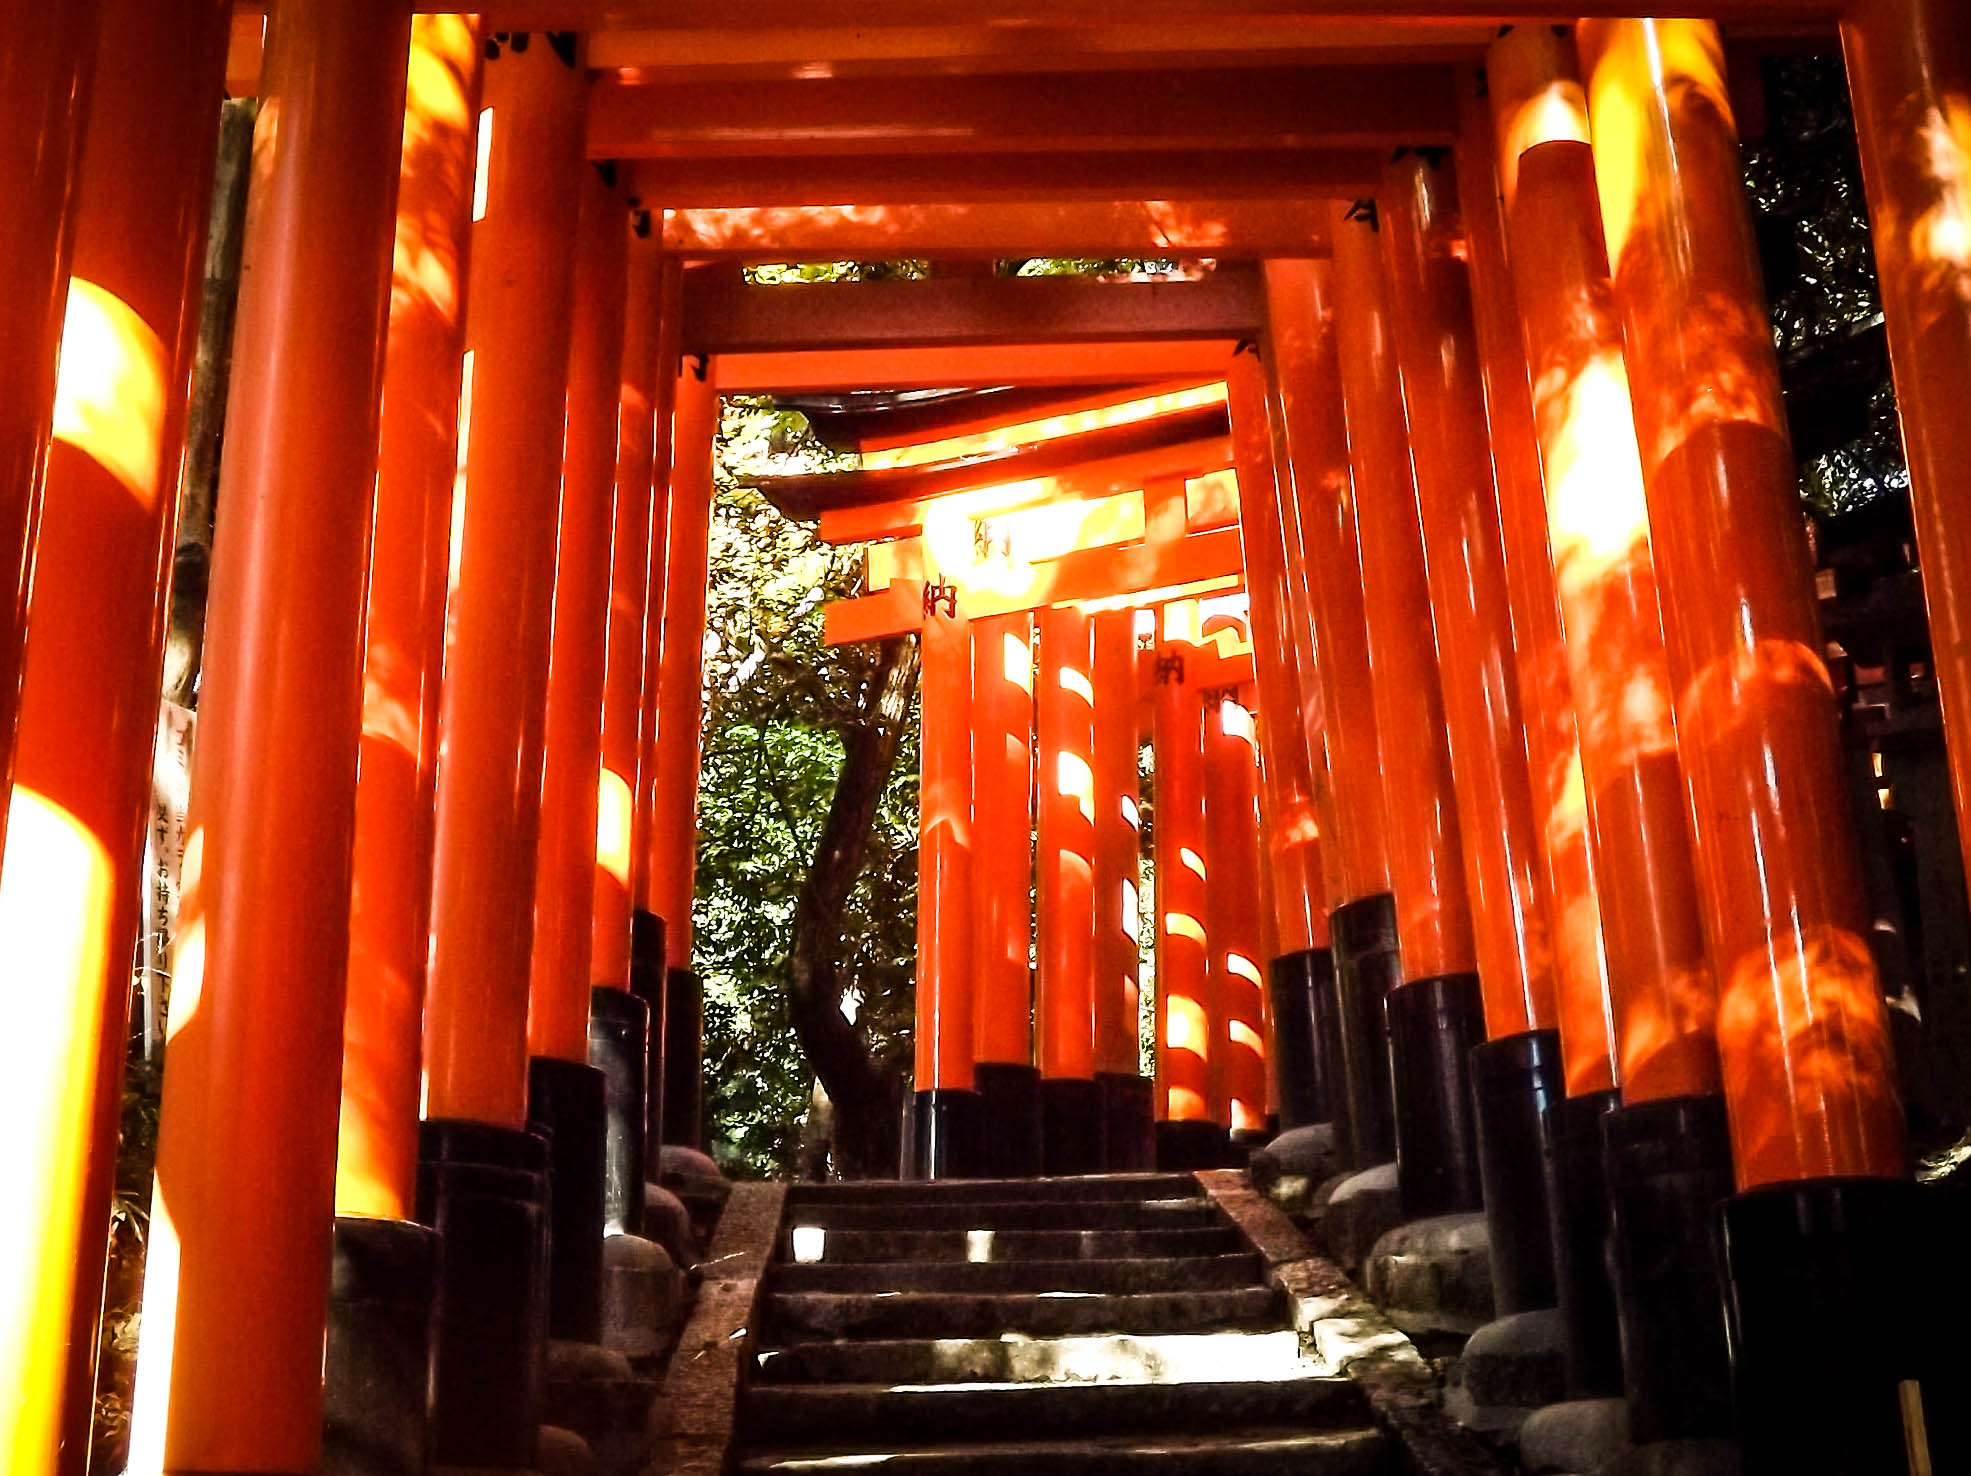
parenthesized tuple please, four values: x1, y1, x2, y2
(915, 588, 979, 1177)
(1843, 0, 1971, 925)
(422, 31, 586, 1130)
(1091, 606, 1153, 1166)
(1036, 603, 1101, 1173)
(338, 12, 482, 1226)
(1151, 599, 1218, 1169)
(648, 361, 718, 1150)
(1204, 684, 1268, 1142)
(529, 164, 629, 1062)
(0, 2, 225, 1469)
(969, 610, 1040, 1174)
(126, 0, 412, 1468)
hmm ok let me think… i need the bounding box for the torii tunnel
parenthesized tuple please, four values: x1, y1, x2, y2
(7, 2, 1971, 1474)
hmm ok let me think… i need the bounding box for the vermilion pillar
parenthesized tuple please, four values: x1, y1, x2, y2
(1204, 686, 1268, 1143)
(423, 32, 586, 1131)
(915, 589, 980, 1178)
(594, 228, 664, 993)
(1843, 0, 1971, 961)
(1091, 606, 1154, 1168)
(338, 14, 482, 1228)
(1227, 344, 1339, 1133)
(1036, 603, 1101, 1173)
(0, 0, 100, 891)
(1152, 600, 1220, 1170)
(126, 1, 411, 1469)
(648, 362, 719, 1151)
(1581, 21, 1916, 1463)
(969, 610, 1039, 1175)
(1329, 200, 1473, 1183)
(529, 165, 628, 1063)
(1, 3, 225, 1470)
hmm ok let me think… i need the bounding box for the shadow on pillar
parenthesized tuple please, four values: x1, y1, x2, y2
(1386, 973, 1485, 1219)
(1040, 1077, 1105, 1175)
(975, 1062, 1043, 1178)
(323, 1216, 440, 1476)
(527, 1057, 608, 1343)
(1721, 1176, 1968, 1474)
(1548, 1087, 1624, 1397)
(1098, 1072, 1157, 1171)
(630, 910, 668, 1176)
(1471, 1029, 1563, 1314)
(418, 1120, 552, 1471)
(662, 965, 704, 1152)
(1268, 947, 1338, 1131)
(914, 1088, 984, 1178)
(1602, 1094, 1734, 1443)
(588, 986, 649, 1237)
(1331, 893, 1400, 1168)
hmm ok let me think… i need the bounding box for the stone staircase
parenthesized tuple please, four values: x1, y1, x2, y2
(733, 1173, 1397, 1474)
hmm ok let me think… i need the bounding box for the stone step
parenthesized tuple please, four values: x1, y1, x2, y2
(781, 1198, 1220, 1233)
(771, 1252, 1261, 1297)
(753, 1329, 1310, 1386)
(768, 1286, 1284, 1342)
(737, 1426, 1392, 1475)
(742, 1374, 1367, 1445)
(784, 1174, 1200, 1207)
(780, 1224, 1242, 1264)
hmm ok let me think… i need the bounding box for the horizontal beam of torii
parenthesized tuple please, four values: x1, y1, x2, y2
(716, 340, 1240, 393)
(659, 201, 1333, 262)
(484, 2, 1834, 27)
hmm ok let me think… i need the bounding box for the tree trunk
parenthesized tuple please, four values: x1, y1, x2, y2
(787, 634, 918, 1177)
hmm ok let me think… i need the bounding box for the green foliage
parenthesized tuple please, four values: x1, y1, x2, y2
(746, 260, 931, 284)
(694, 399, 920, 1177)
(1002, 258, 1182, 278)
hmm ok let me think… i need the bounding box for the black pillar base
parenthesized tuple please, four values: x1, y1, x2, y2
(323, 1216, 440, 1476)
(1040, 1077, 1105, 1175)
(1385, 973, 1484, 1220)
(418, 1120, 552, 1471)
(629, 910, 668, 1178)
(1471, 1029, 1564, 1315)
(1156, 1118, 1231, 1172)
(1098, 1073, 1157, 1172)
(662, 965, 704, 1151)
(975, 1062, 1044, 1178)
(1267, 947, 1338, 1131)
(1331, 893, 1400, 1169)
(1549, 1088, 1624, 1398)
(527, 1056, 608, 1343)
(913, 1088, 984, 1179)
(1721, 1176, 1964, 1475)
(588, 986, 650, 1238)
(1602, 1094, 1734, 1444)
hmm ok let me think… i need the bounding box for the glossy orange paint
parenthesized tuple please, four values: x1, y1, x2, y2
(1037, 604, 1097, 1082)
(126, 0, 411, 1468)
(1262, 259, 1392, 909)
(646, 364, 720, 963)
(1329, 201, 1475, 985)
(0, 0, 99, 890)
(1205, 688, 1268, 1136)
(970, 611, 1035, 1068)
(1092, 607, 1145, 1077)
(1379, 150, 1556, 1038)
(2, 3, 226, 1469)
(424, 33, 587, 1128)
(1580, 18, 1904, 1188)
(594, 228, 664, 990)
(1224, 348, 1326, 954)
(1152, 601, 1213, 1124)
(1842, 0, 1971, 936)
(1453, 68, 1617, 1095)
(340, 14, 483, 1223)
(633, 257, 685, 915)
(529, 166, 629, 1063)
(917, 597, 977, 1093)
(1488, 27, 1716, 1103)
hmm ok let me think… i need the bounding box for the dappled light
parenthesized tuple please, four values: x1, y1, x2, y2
(866, 383, 1226, 470)
(52, 279, 166, 508)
